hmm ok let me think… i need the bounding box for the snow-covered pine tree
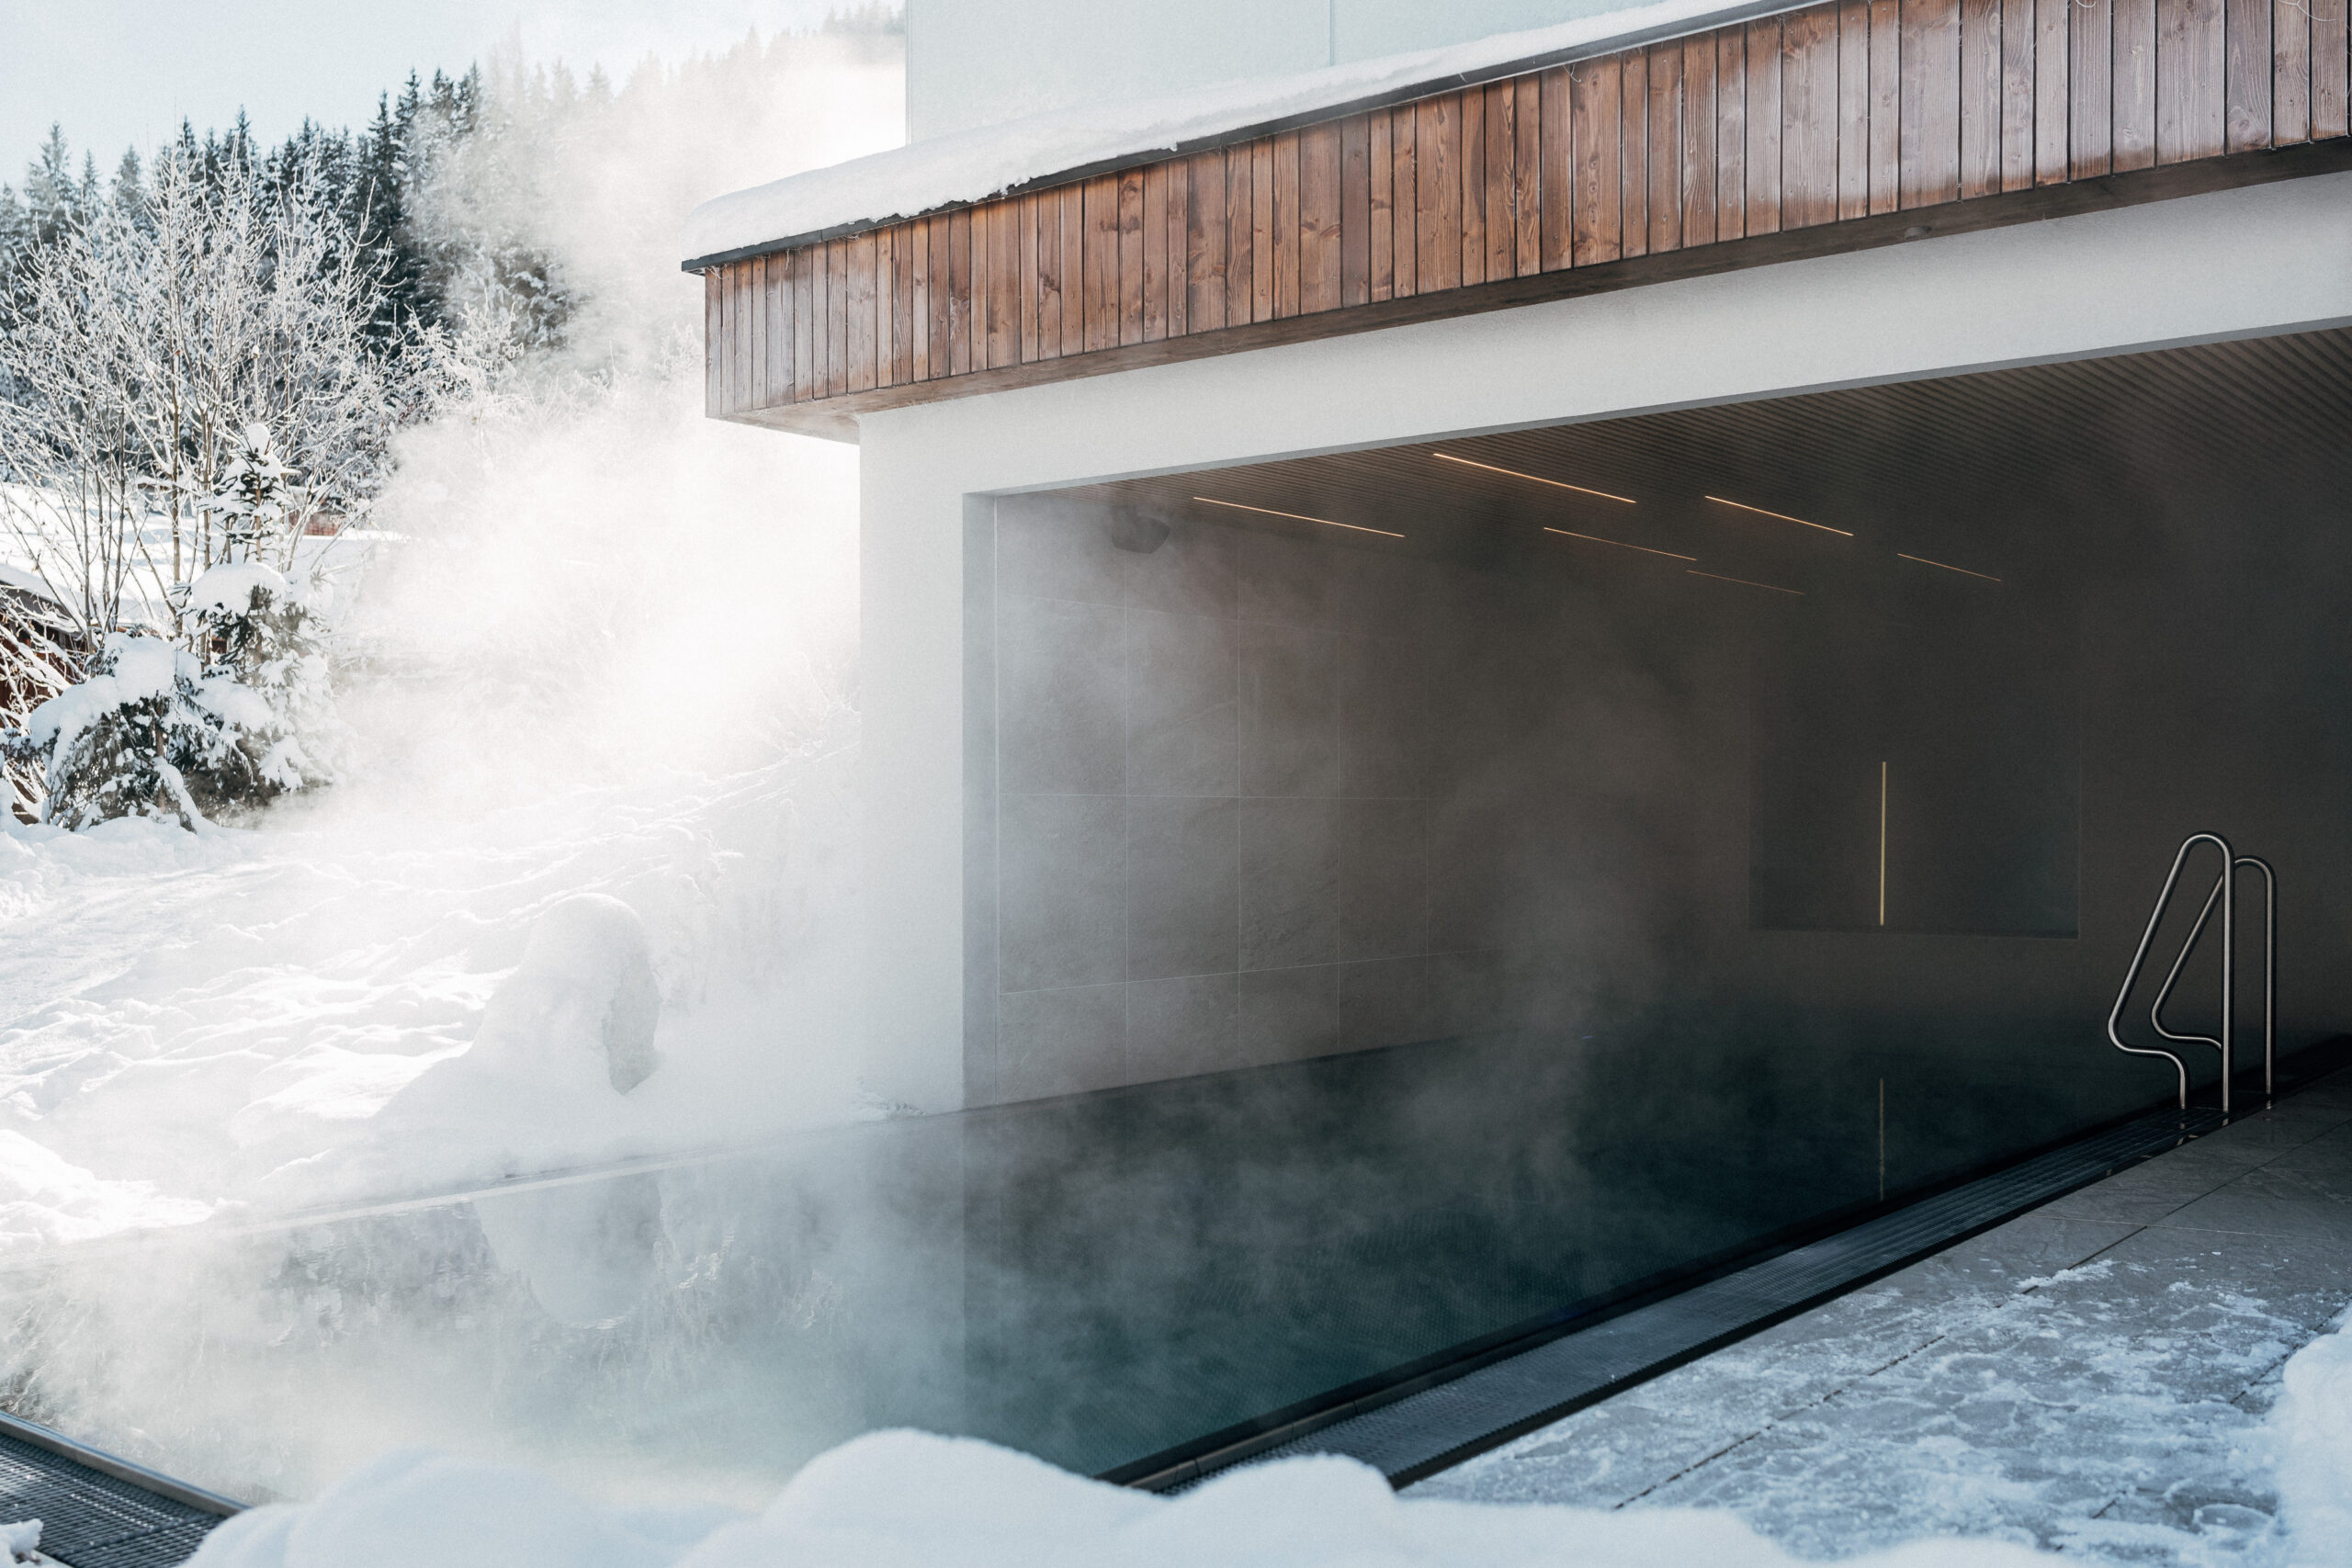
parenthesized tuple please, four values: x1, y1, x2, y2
(5, 634, 212, 829)
(179, 558, 341, 816)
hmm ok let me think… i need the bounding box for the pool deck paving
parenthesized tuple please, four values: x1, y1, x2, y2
(1408, 1072, 2352, 1562)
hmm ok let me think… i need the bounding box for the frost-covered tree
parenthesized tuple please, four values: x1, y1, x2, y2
(180, 558, 341, 811)
(3, 634, 212, 829)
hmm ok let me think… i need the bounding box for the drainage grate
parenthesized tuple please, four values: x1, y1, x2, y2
(0, 1424, 233, 1568)
(1146, 1099, 2246, 1491)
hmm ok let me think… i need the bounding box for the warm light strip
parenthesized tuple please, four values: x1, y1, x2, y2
(1703, 495, 1854, 536)
(1432, 452, 1636, 504)
(1878, 761, 1888, 928)
(1687, 570, 1804, 595)
(1192, 496, 1405, 538)
(1542, 527, 1695, 561)
(1896, 552, 2002, 582)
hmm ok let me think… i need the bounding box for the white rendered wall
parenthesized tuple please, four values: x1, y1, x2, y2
(854, 172, 2352, 1113)
(904, 0, 1646, 141)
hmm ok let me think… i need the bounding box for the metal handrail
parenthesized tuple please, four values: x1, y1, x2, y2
(2109, 832, 2278, 1112)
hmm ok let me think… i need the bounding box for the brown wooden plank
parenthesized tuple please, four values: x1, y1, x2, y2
(1144, 161, 1172, 341)
(970, 209, 994, 374)
(1187, 152, 1229, 331)
(2073, 0, 2115, 174)
(1783, 6, 1842, 228)
(1167, 159, 1192, 336)
(1030, 188, 1061, 363)
(1960, 0, 2003, 197)
(890, 223, 913, 385)
(1393, 107, 1421, 294)
(942, 214, 969, 378)
(1462, 86, 1489, 285)
(704, 269, 721, 413)
(993, 204, 1023, 369)
(2226, 0, 2271, 148)
(1515, 70, 1545, 273)
(1871, 0, 1903, 209)
(848, 231, 877, 393)
(1572, 56, 1623, 264)
(1650, 43, 1686, 251)
(796, 243, 818, 399)
(1416, 95, 1464, 293)
(2275, 0, 2312, 144)
(1117, 168, 1146, 345)
(1487, 81, 1520, 277)
(1683, 32, 1719, 243)
(922, 216, 947, 384)
(2036, 0, 2071, 182)
(1084, 174, 1118, 354)
(740, 262, 755, 408)
(1747, 17, 1783, 233)
(1272, 130, 1302, 318)
(1250, 138, 1275, 320)
(2316, 0, 2346, 137)
(1302, 120, 1343, 310)
(1902, 0, 1963, 207)
(2154, 0, 2226, 161)
(2000, 0, 2036, 187)
(718, 263, 737, 413)
(869, 239, 890, 390)
(1341, 115, 1373, 306)
(2114, 0, 2156, 170)
(1840, 1, 1873, 218)
(1370, 110, 1396, 299)
(827, 239, 850, 399)
(772, 251, 797, 401)
(1621, 50, 1650, 258)
(905, 221, 929, 383)
(1719, 27, 1749, 238)
(751, 257, 771, 407)
(1058, 189, 1086, 356)
(1541, 67, 1573, 267)
(1227, 138, 1256, 322)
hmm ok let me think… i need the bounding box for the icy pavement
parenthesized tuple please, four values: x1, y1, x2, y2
(1408, 1074, 2352, 1564)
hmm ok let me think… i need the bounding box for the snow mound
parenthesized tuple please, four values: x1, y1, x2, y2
(2275, 1314, 2352, 1566)
(22, 635, 197, 753)
(0, 1131, 211, 1250)
(187, 1428, 2055, 1568)
(684, 0, 1744, 259)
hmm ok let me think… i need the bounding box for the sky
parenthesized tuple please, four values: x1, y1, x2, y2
(0, 0, 865, 184)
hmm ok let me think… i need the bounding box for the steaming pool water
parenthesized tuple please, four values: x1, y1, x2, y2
(0, 1009, 2178, 1507)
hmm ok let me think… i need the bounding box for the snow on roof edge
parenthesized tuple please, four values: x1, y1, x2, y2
(683, 0, 1798, 267)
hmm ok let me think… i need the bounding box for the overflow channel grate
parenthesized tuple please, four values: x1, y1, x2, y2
(0, 1419, 236, 1568)
(1139, 1094, 2276, 1492)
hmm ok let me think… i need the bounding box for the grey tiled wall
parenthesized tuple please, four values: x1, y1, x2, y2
(974, 495, 1635, 1105)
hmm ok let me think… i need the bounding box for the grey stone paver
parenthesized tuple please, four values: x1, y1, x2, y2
(1408, 1079, 2352, 1563)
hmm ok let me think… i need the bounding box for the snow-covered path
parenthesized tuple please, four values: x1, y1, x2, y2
(1412, 1077, 2352, 1564)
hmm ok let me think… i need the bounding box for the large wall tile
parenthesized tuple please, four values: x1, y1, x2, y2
(1238, 620, 1339, 797)
(1238, 964, 1339, 1066)
(996, 496, 1127, 607)
(998, 983, 1127, 1100)
(1234, 529, 1337, 627)
(1126, 795, 1239, 979)
(1127, 972, 1241, 1079)
(1336, 797, 1427, 961)
(1126, 516, 1236, 619)
(1339, 956, 1435, 1050)
(1126, 609, 1238, 796)
(999, 792, 1127, 992)
(1238, 796, 1336, 970)
(1338, 635, 1430, 798)
(1001, 598, 1126, 795)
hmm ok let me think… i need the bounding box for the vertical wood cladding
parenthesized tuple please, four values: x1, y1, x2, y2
(705, 0, 2350, 417)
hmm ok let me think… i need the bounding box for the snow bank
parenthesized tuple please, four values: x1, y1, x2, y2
(683, 0, 1748, 259)
(2274, 1314, 2352, 1566)
(187, 1429, 2054, 1568)
(0, 1133, 212, 1250)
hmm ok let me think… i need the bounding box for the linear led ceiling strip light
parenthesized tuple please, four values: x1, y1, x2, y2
(1431, 452, 1636, 504)
(1542, 527, 1695, 561)
(1192, 497, 1406, 538)
(1896, 552, 2003, 582)
(1702, 495, 1854, 536)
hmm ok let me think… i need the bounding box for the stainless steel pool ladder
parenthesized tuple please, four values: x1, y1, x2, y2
(2107, 832, 2276, 1113)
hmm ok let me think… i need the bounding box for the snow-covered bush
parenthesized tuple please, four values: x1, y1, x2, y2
(4, 634, 211, 829)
